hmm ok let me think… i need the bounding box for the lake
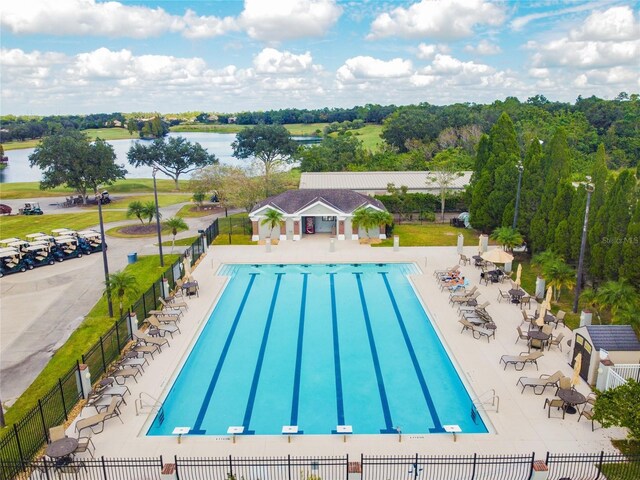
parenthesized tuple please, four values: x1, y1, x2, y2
(0, 132, 314, 184)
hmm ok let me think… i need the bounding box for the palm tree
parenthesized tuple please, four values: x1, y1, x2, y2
(544, 260, 576, 301)
(490, 227, 523, 252)
(163, 216, 189, 252)
(594, 279, 640, 325)
(105, 270, 139, 318)
(352, 207, 375, 239)
(260, 209, 283, 239)
(126, 201, 145, 225)
(371, 210, 393, 237)
(141, 201, 159, 224)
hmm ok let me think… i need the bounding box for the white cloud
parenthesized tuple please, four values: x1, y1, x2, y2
(0, 0, 183, 38)
(464, 40, 501, 55)
(570, 6, 639, 41)
(411, 54, 499, 87)
(181, 9, 238, 39)
(510, 1, 615, 31)
(528, 68, 550, 79)
(336, 56, 413, 83)
(368, 0, 505, 40)
(253, 48, 314, 74)
(239, 0, 342, 42)
(416, 43, 449, 60)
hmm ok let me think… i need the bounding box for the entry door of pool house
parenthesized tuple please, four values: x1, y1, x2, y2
(297, 201, 340, 237)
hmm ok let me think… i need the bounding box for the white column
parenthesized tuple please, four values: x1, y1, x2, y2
(78, 364, 92, 399)
(456, 234, 464, 254)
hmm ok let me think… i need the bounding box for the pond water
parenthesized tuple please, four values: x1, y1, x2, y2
(0, 132, 314, 184)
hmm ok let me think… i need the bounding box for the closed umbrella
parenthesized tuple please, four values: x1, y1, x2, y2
(481, 249, 514, 264)
(478, 236, 483, 254)
(544, 285, 553, 309)
(183, 256, 192, 281)
(515, 264, 522, 287)
(535, 306, 546, 327)
(571, 353, 583, 387)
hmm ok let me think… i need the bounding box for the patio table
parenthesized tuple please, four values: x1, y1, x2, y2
(557, 388, 586, 415)
(509, 288, 526, 304)
(46, 437, 78, 460)
(527, 330, 550, 350)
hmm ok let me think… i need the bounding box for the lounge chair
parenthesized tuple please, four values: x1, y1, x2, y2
(117, 355, 148, 371)
(434, 265, 459, 278)
(75, 397, 123, 435)
(135, 331, 169, 349)
(459, 319, 496, 342)
(450, 290, 479, 305)
(148, 312, 180, 325)
(159, 296, 188, 311)
(499, 351, 544, 370)
(148, 306, 183, 317)
(517, 370, 564, 394)
(544, 397, 566, 418)
(108, 366, 141, 384)
(459, 301, 490, 314)
(147, 315, 181, 337)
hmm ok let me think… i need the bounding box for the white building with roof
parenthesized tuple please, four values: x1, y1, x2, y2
(299, 171, 473, 196)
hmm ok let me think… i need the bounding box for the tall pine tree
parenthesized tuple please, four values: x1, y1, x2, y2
(518, 138, 545, 240)
(568, 185, 587, 263)
(588, 144, 610, 280)
(603, 170, 637, 280)
(620, 200, 640, 287)
(469, 134, 493, 230)
(529, 128, 572, 253)
(547, 181, 575, 247)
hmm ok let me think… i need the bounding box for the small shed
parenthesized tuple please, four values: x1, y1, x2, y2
(569, 325, 640, 385)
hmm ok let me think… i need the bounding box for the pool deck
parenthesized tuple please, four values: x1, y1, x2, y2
(68, 238, 626, 458)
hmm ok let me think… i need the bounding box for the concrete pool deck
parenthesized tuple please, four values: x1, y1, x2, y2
(67, 238, 626, 457)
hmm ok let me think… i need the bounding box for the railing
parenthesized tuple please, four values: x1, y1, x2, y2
(605, 368, 627, 391)
(472, 388, 500, 413)
(135, 392, 163, 416)
(611, 364, 640, 382)
(0, 219, 220, 480)
(4, 452, 639, 480)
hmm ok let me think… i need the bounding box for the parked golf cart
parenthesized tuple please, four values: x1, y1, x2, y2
(96, 190, 111, 204)
(24, 244, 56, 267)
(7, 240, 29, 254)
(0, 249, 29, 277)
(54, 236, 85, 259)
(30, 238, 66, 262)
(52, 228, 76, 237)
(0, 238, 22, 248)
(20, 203, 44, 215)
(77, 230, 104, 253)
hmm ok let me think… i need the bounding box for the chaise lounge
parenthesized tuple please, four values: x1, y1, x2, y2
(499, 351, 544, 370)
(516, 370, 565, 394)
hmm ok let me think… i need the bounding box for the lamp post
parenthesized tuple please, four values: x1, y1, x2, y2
(152, 164, 164, 267)
(573, 177, 595, 313)
(512, 160, 524, 230)
(97, 192, 113, 317)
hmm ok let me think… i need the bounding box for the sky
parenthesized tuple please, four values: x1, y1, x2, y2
(1, 0, 639, 115)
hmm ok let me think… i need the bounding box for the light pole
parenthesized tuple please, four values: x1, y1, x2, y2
(573, 177, 595, 313)
(152, 164, 164, 267)
(512, 160, 524, 230)
(97, 192, 113, 317)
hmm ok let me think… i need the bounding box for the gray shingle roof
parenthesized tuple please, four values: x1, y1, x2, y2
(251, 189, 386, 215)
(585, 325, 640, 351)
(299, 171, 473, 190)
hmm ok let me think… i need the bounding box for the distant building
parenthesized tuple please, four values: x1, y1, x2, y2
(299, 171, 473, 195)
(249, 189, 387, 241)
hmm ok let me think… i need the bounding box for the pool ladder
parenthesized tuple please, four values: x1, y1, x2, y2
(135, 392, 164, 423)
(472, 388, 500, 413)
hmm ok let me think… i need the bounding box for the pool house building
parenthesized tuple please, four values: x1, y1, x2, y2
(249, 189, 388, 241)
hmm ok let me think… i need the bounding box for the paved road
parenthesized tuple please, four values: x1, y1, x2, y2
(0, 196, 227, 405)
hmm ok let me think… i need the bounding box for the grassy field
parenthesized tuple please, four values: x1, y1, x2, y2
(2, 128, 136, 151)
(176, 203, 220, 218)
(161, 235, 199, 247)
(0, 211, 126, 239)
(374, 223, 480, 247)
(97, 193, 192, 210)
(2, 254, 179, 425)
(170, 124, 243, 134)
(0, 179, 178, 199)
(328, 124, 384, 150)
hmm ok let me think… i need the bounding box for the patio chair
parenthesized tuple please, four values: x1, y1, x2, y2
(459, 254, 470, 266)
(74, 436, 95, 458)
(159, 296, 188, 311)
(517, 370, 564, 394)
(75, 398, 123, 435)
(544, 397, 566, 418)
(521, 310, 534, 324)
(497, 289, 511, 303)
(135, 331, 170, 349)
(54, 460, 87, 478)
(548, 332, 565, 351)
(471, 324, 495, 342)
(450, 290, 479, 305)
(148, 305, 183, 317)
(499, 271, 513, 284)
(117, 355, 148, 372)
(49, 425, 66, 442)
(515, 326, 529, 345)
(108, 366, 141, 384)
(578, 404, 598, 431)
(434, 265, 459, 278)
(555, 310, 566, 329)
(459, 301, 490, 315)
(557, 376, 572, 391)
(520, 296, 532, 310)
(499, 351, 544, 370)
(147, 315, 181, 337)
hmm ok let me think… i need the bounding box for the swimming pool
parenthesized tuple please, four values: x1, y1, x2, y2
(147, 263, 487, 436)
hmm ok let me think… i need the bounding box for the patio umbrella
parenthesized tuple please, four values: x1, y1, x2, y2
(515, 264, 522, 287)
(183, 256, 192, 280)
(535, 306, 546, 327)
(478, 236, 483, 254)
(544, 285, 553, 309)
(571, 353, 583, 387)
(481, 249, 514, 264)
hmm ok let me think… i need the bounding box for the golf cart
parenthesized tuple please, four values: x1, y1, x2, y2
(24, 244, 56, 267)
(0, 249, 29, 277)
(0, 238, 22, 247)
(52, 228, 76, 237)
(77, 230, 103, 253)
(54, 236, 85, 259)
(20, 203, 44, 215)
(7, 240, 29, 254)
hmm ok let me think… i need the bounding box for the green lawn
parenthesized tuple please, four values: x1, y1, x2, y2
(374, 224, 480, 247)
(161, 235, 199, 247)
(2, 128, 136, 151)
(2, 254, 179, 425)
(96, 193, 191, 210)
(0, 179, 178, 199)
(212, 234, 255, 245)
(0, 211, 126, 239)
(212, 213, 253, 245)
(328, 124, 384, 150)
(176, 203, 220, 218)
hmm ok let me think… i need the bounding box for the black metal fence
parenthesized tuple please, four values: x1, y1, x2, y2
(214, 216, 252, 244)
(0, 219, 221, 480)
(3, 452, 640, 480)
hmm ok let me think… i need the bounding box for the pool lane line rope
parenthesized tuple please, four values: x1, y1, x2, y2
(330, 273, 346, 426)
(289, 273, 309, 427)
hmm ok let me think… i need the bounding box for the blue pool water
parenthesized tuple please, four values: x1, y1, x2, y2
(147, 263, 487, 436)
